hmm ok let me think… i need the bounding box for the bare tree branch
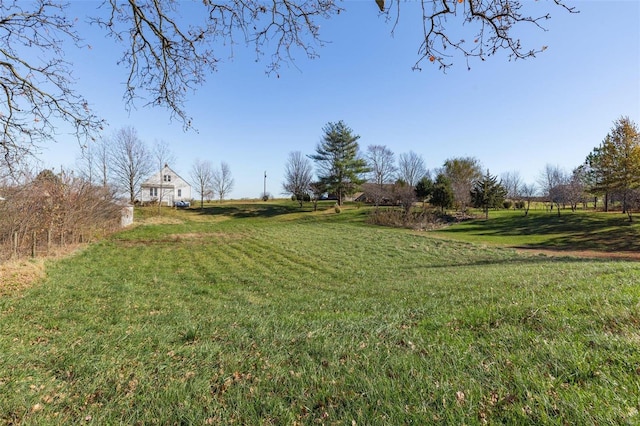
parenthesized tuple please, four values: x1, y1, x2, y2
(0, 0, 575, 171)
(384, 0, 577, 72)
(0, 0, 104, 170)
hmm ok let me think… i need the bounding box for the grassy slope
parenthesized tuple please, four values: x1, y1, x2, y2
(1, 202, 639, 424)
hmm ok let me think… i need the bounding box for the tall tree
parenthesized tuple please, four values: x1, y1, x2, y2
(366, 145, 397, 208)
(442, 157, 482, 212)
(397, 151, 427, 188)
(471, 169, 507, 219)
(108, 126, 152, 204)
(282, 151, 313, 207)
(190, 159, 214, 209)
(212, 161, 234, 203)
(309, 121, 368, 206)
(586, 117, 640, 221)
(0, 1, 575, 170)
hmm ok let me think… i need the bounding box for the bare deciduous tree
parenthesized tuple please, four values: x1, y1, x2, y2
(282, 151, 313, 207)
(520, 183, 537, 216)
(77, 137, 112, 189)
(190, 159, 214, 209)
(212, 161, 234, 202)
(442, 156, 482, 212)
(397, 151, 427, 188)
(366, 145, 397, 208)
(538, 164, 568, 216)
(501, 170, 523, 206)
(0, 1, 103, 168)
(152, 139, 176, 209)
(108, 126, 152, 204)
(0, 1, 574, 170)
(367, 145, 397, 185)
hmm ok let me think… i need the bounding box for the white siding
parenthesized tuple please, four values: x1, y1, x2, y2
(140, 165, 191, 205)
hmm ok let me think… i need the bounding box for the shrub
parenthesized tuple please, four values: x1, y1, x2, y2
(367, 208, 451, 230)
(334, 204, 341, 214)
(503, 200, 513, 209)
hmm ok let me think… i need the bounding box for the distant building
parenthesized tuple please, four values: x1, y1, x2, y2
(140, 164, 191, 206)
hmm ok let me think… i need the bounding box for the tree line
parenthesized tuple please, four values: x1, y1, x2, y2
(283, 117, 640, 221)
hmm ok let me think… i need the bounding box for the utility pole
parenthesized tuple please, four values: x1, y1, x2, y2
(263, 170, 267, 201)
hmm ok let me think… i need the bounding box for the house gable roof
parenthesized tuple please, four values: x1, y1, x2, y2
(141, 165, 191, 188)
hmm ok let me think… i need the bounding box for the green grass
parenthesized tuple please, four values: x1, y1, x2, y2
(1, 202, 639, 424)
(432, 208, 640, 252)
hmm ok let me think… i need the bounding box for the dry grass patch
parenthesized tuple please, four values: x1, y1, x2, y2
(0, 244, 89, 296)
(0, 258, 46, 296)
(139, 216, 185, 225)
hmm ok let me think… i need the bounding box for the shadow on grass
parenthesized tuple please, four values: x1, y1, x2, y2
(195, 203, 305, 218)
(442, 212, 640, 253)
(191, 202, 372, 224)
(423, 252, 617, 270)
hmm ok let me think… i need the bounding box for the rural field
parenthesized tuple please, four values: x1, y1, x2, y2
(1, 202, 639, 424)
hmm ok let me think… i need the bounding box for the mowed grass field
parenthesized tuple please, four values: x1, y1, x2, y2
(1, 202, 639, 424)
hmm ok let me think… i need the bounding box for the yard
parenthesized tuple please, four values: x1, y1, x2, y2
(0, 202, 639, 424)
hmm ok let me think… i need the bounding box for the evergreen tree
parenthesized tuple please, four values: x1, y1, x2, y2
(430, 173, 454, 213)
(471, 169, 507, 219)
(309, 121, 369, 206)
(586, 117, 640, 220)
(415, 175, 434, 207)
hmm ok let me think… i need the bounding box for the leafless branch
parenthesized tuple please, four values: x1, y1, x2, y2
(0, 0, 104, 170)
(384, 0, 576, 72)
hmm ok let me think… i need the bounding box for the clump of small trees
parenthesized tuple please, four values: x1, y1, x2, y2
(0, 169, 123, 262)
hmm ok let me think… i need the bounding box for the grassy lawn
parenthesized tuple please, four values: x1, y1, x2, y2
(432, 208, 640, 253)
(1, 202, 639, 424)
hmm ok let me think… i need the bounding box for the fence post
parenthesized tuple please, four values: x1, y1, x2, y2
(32, 230, 37, 258)
(12, 232, 18, 258)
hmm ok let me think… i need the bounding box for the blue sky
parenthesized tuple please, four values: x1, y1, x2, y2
(42, 1, 639, 199)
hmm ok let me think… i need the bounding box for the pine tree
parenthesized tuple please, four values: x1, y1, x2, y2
(309, 121, 369, 206)
(471, 169, 507, 219)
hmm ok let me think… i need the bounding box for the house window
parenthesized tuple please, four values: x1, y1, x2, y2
(177, 189, 182, 197)
(150, 187, 158, 197)
(163, 175, 171, 182)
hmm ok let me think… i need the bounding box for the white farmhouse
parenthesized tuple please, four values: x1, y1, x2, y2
(140, 164, 191, 206)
